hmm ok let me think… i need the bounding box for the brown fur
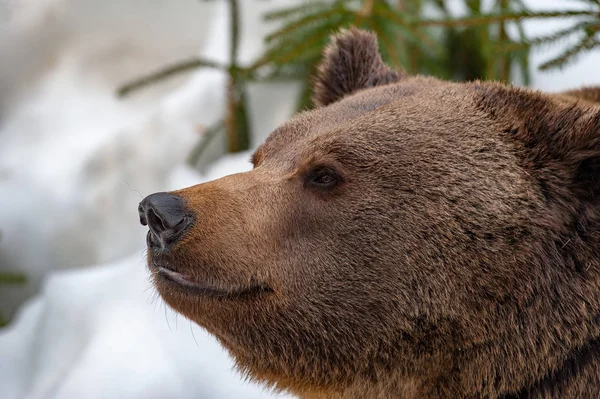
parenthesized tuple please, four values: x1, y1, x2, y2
(558, 87, 600, 105)
(147, 28, 600, 398)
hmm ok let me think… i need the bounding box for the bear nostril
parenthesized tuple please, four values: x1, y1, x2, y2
(146, 230, 160, 248)
(138, 192, 189, 248)
(138, 204, 148, 226)
(146, 208, 166, 232)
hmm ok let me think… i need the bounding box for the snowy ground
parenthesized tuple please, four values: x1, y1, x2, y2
(0, 0, 599, 398)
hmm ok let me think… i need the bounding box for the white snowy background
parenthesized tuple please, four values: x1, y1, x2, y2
(0, 0, 599, 398)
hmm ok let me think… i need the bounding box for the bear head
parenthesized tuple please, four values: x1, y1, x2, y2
(139, 28, 600, 398)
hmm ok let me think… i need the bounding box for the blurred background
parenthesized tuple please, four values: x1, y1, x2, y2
(0, 0, 599, 398)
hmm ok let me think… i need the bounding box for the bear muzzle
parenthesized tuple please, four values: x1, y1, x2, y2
(139, 189, 273, 299)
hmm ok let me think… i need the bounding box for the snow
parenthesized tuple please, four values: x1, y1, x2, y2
(0, 0, 599, 398)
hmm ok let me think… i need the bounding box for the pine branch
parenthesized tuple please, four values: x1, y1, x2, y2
(117, 58, 226, 97)
(253, 64, 310, 82)
(115, 0, 600, 162)
(264, 13, 347, 55)
(418, 10, 596, 27)
(375, 5, 441, 52)
(539, 34, 599, 70)
(264, 5, 348, 43)
(256, 13, 353, 69)
(263, 0, 355, 21)
(527, 20, 596, 47)
(491, 40, 530, 53)
(263, 1, 331, 21)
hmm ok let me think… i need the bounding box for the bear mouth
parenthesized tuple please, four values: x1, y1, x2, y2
(153, 263, 273, 299)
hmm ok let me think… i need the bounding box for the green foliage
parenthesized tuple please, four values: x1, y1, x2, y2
(0, 272, 26, 327)
(260, 0, 598, 108)
(116, 0, 600, 163)
(0, 228, 27, 327)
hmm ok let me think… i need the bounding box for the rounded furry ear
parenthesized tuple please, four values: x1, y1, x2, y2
(312, 27, 403, 107)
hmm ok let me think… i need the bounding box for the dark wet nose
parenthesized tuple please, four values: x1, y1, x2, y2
(138, 192, 189, 248)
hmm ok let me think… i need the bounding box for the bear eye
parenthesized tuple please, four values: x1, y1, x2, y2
(307, 167, 341, 189)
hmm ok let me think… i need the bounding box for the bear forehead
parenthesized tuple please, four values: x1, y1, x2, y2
(254, 77, 486, 168)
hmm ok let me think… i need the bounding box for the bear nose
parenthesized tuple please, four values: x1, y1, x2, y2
(138, 192, 189, 248)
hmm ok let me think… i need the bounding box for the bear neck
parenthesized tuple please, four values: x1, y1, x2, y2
(283, 335, 600, 399)
(222, 327, 600, 399)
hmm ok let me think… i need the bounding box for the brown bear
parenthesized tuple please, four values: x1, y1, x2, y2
(138, 28, 600, 398)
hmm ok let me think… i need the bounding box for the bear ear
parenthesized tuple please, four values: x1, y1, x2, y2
(475, 82, 600, 204)
(312, 28, 404, 107)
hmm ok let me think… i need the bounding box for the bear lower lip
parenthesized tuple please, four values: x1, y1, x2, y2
(155, 266, 273, 298)
(157, 266, 203, 288)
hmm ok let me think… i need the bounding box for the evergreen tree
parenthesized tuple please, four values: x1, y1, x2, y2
(117, 0, 600, 164)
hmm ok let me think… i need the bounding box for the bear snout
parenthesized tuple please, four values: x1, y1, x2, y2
(138, 192, 191, 249)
